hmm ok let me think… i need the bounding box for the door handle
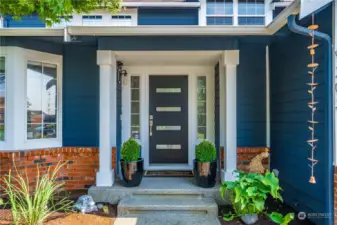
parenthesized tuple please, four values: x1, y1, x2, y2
(149, 115, 153, 136)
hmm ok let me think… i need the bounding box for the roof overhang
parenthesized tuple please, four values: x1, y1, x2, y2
(0, 0, 300, 37)
(121, 1, 200, 7)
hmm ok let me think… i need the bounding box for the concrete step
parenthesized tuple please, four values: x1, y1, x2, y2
(117, 195, 218, 216)
(114, 213, 221, 225)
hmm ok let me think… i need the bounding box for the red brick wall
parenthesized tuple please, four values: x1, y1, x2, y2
(220, 147, 270, 172)
(335, 167, 337, 224)
(0, 147, 117, 192)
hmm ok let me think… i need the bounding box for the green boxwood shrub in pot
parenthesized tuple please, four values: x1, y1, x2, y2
(193, 140, 217, 188)
(120, 138, 144, 187)
(220, 170, 294, 225)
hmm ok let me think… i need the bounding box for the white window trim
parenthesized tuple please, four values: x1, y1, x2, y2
(0, 47, 62, 151)
(69, 9, 138, 26)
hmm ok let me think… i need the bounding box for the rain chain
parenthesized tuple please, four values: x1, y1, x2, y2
(307, 14, 319, 184)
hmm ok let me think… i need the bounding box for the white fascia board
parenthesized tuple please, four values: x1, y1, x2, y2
(267, 0, 300, 33)
(0, 28, 64, 36)
(271, 1, 293, 10)
(121, 1, 200, 7)
(67, 25, 269, 36)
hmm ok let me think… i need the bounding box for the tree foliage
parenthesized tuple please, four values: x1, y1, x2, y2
(0, 0, 121, 26)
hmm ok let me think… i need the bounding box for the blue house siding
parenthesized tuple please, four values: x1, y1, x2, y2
(270, 6, 332, 223)
(63, 45, 99, 147)
(0, 37, 63, 55)
(4, 15, 45, 28)
(237, 43, 266, 147)
(98, 36, 239, 51)
(138, 8, 198, 25)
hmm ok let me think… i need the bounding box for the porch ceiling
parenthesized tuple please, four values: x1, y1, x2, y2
(115, 51, 223, 66)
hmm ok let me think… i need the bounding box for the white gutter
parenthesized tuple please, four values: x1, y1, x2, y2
(121, 1, 200, 7)
(0, 0, 300, 37)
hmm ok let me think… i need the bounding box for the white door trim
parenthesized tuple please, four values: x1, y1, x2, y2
(121, 65, 214, 170)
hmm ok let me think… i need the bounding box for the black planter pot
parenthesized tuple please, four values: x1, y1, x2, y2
(193, 159, 217, 188)
(120, 158, 144, 187)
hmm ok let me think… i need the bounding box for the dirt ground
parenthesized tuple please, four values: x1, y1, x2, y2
(0, 204, 117, 225)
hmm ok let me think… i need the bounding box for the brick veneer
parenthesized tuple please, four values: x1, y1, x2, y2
(220, 147, 270, 172)
(335, 167, 337, 224)
(0, 147, 117, 192)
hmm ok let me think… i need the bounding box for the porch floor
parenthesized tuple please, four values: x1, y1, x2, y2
(88, 177, 229, 205)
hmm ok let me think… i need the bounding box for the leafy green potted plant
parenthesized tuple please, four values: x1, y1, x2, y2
(120, 138, 144, 187)
(220, 170, 294, 225)
(193, 140, 217, 188)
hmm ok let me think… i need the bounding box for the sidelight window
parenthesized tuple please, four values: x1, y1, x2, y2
(0, 57, 5, 141)
(27, 61, 58, 140)
(197, 76, 207, 140)
(131, 76, 140, 139)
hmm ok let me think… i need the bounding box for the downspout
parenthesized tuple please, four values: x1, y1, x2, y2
(288, 15, 333, 225)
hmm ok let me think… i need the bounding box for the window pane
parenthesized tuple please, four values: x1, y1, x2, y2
(197, 76, 207, 140)
(207, 17, 233, 25)
(238, 17, 264, 25)
(207, 0, 233, 15)
(131, 114, 140, 127)
(131, 89, 139, 101)
(27, 124, 43, 139)
(131, 102, 140, 114)
(197, 102, 206, 114)
(27, 61, 43, 125)
(42, 64, 57, 124)
(238, 0, 265, 15)
(198, 127, 207, 140)
(27, 61, 58, 140)
(0, 124, 4, 141)
(131, 76, 140, 88)
(43, 124, 57, 138)
(0, 57, 5, 141)
(131, 126, 140, 139)
(130, 76, 140, 139)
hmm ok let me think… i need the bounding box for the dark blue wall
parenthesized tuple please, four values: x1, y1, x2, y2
(237, 43, 266, 146)
(270, 5, 332, 224)
(63, 45, 99, 147)
(98, 36, 239, 51)
(138, 8, 198, 25)
(4, 15, 45, 28)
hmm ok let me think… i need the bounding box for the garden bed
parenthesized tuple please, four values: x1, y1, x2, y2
(0, 204, 117, 225)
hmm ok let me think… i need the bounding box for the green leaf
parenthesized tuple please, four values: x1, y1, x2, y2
(269, 212, 283, 224)
(246, 186, 257, 196)
(253, 198, 265, 211)
(281, 213, 295, 225)
(223, 211, 235, 221)
(234, 186, 242, 203)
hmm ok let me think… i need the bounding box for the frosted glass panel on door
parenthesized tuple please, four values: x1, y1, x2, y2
(130, 76, 140, 139)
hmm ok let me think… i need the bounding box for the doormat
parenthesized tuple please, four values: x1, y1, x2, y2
(144, 170, 194, 177)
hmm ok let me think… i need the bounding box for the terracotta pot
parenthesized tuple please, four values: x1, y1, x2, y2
(193, 159, 217, 188)
(120, 158, 144, 187)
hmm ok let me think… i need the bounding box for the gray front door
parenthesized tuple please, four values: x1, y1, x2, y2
(149, 75, 188, 164)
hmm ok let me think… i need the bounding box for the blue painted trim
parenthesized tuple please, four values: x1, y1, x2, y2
(288, 15, 333, 225)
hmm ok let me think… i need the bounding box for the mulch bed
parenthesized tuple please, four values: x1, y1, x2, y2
(0, 204, 117, 225)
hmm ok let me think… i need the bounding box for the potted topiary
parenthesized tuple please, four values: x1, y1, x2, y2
(193, 140, 217, 188)
(120, 138, 144, 187)
(221, 170, 294, 225)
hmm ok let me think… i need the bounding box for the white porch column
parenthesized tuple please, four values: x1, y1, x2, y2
(96, 50, 116, 187)
(221, 50, 239, 182)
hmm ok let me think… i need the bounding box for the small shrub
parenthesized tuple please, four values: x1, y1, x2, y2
(195, 140, 216, 162)
(1, 162, 72, 225)
(121, 138, 140, 162)
(220, 170, 294, 224)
